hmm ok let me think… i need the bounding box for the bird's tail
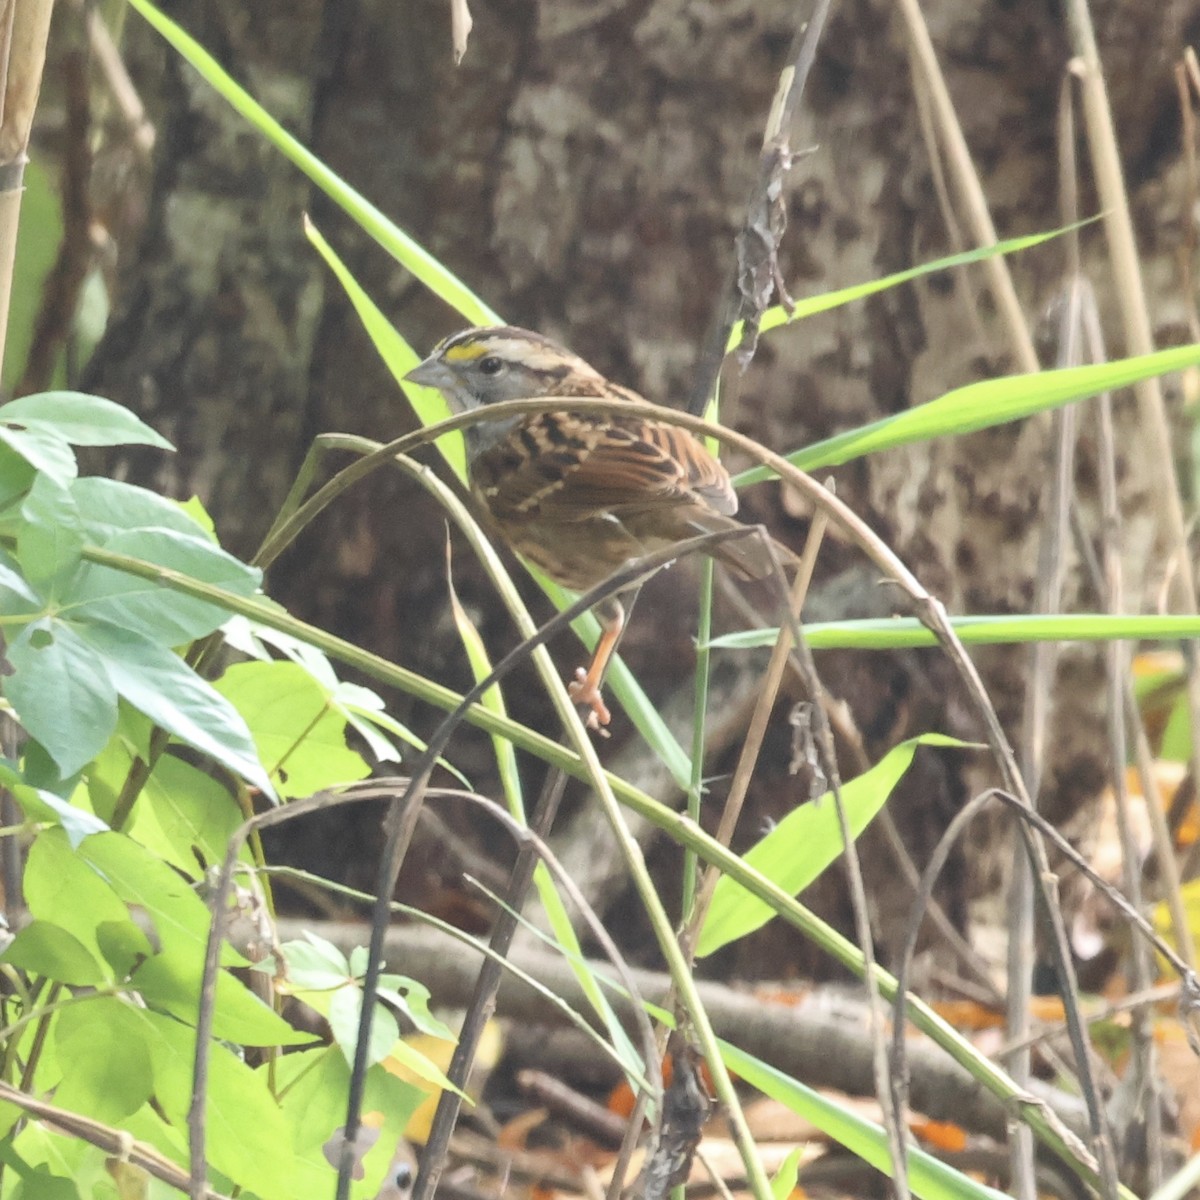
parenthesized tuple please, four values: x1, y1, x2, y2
(689, 513, 796, 581)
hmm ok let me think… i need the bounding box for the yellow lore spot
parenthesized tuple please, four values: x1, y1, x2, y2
(442, 341, 489, 362)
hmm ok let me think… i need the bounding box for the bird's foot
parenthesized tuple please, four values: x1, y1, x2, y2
(568, 667, 612, 734)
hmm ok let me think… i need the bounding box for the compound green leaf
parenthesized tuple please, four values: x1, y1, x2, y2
(53, 999, 153, 1122)
(135, 1006, 295, 1200)
(131, 952, 313, 1047)
(216, 661, 369, 797)
(17, 473, 82, 587)
(71, 526, 260, 644)
(0, 392, 171, 450)
(23, 830, 133, 963)
(79, 622, 274, 799)
(1, 921, 106, 986)
(4, 619, 117, 778)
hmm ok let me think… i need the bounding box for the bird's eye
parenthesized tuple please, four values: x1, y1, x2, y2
(478, 356, 504, 375)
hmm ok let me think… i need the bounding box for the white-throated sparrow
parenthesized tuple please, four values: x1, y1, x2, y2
(405, 325, 781, 728)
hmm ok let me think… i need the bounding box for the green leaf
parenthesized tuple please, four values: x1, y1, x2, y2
(280, 932, 351, 992)
(23, 829, 134, 964)
(273, 1048, 424, 1200)
(122, 755, 244, 877)
(770, 1146, 806, 1200)
(741, 224, 1092, 343)
(81, 702, 153, 824)
(332, 682, 404, 766)
(305, 222, 467, 479)
(53, 999, 154, 1122)
(697, 735, 969, 956)
(444, 557, 521, 807)
(328, 985, 397, 1069)
(215, 660, 370, 797)
(95, 920, 156, 979)
(224, 618, 450, 775)
(71, 476, 213, 542)
(1161, 689, 1192, 764)
(4, 619, 117, 778)
(134, 1005, 295, 1200)
(11, 1166, 81, 1200)
(176, 494, 217, 536)
(17, 473, 82, 587)
(5, 160, 64, 393)
(0, 547, 39, 603)
(0, 422, 77, 486)
(0, 392, 172, 450)
(1, 921, 106, 985)
(0, 441, 36, 510)
(125, 0, 499, 327)
(0, 758, 109, 846)
(74, 831, 245, 968)
(281, 936, 425, 1072)
(70, 526, 261, 644)
(131, 953, 314, 1047)
(381, 1035, 464, 1098)
(78, 622, 275, 799)
(734, 343, 1200, 486)
(376, 975, 456, 1042)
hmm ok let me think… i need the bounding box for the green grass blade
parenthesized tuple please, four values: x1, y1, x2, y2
(126, 0, 499, 326)
(707, 612, 1200, 652)
(735, 343, 1200, 486)
(303, 219, 468, 481)
(723, 1043, 1010, 1200)
(739, 224, 1091, 345)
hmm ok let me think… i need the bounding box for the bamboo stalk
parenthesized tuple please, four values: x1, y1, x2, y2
(0, 0, 55, 376)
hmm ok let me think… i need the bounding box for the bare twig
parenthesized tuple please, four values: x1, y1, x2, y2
(1084, 284, 1166, 1185)
(896, 0, 1040, 373)
(0, 1080, 232, 1200)
(681, 503, 829, 947)
(83, 4, 155, 158)
(686, 0, 834, 414)
(1064, 0, 1200, 902)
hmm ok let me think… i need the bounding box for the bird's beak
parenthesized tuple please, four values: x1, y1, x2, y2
(404, 356, 455, 390)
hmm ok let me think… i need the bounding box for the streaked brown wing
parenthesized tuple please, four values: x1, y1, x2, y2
(474, 412, 737, 521)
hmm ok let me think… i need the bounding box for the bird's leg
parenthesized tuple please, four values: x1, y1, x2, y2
(568, 595, 629, 730)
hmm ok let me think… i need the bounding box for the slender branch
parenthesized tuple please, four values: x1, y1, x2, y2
(0, 1079, 233, 1200)
(687, 0, 834, 414)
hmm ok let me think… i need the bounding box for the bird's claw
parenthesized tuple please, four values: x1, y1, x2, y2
(568, 667, 612, 734)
